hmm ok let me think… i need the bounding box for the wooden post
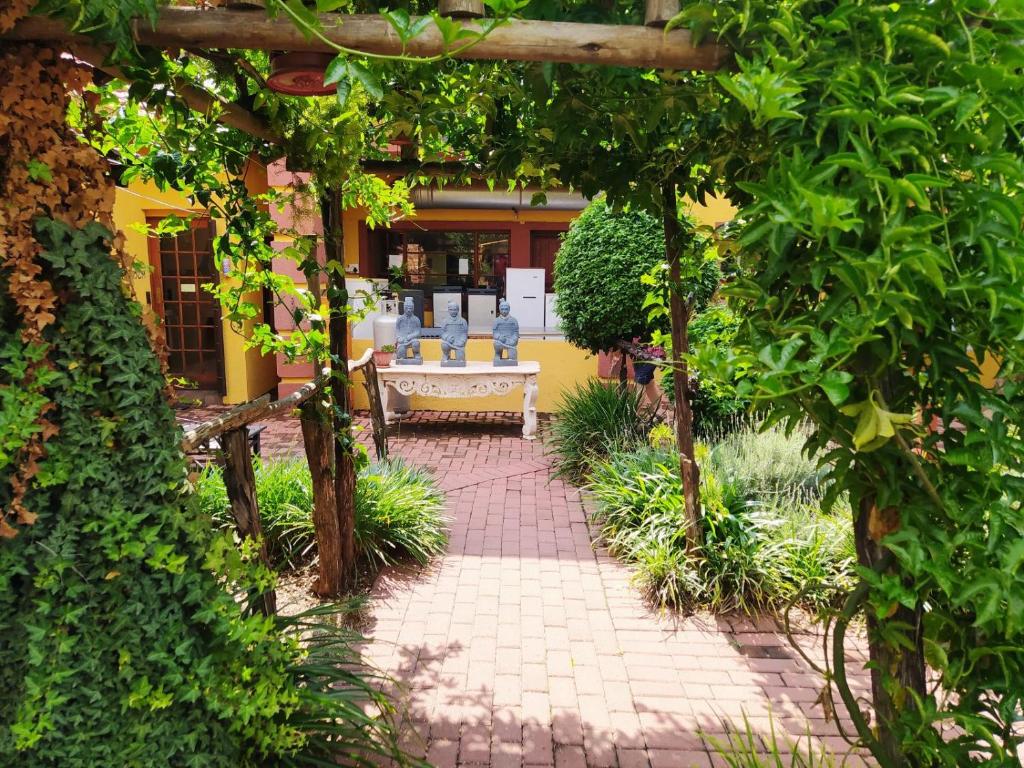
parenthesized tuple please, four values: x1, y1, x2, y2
(438, 0, 485, 18)
(6, 9, 731, 72)
(360, 356, 389, 461)
(68, 41, 281, 144)
(644, 0, 680, 27)
(662, 182, 702, 551)
(221, 427, 277, 615)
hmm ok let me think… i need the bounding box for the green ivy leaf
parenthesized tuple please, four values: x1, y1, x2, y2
(26, 159, 53, 182)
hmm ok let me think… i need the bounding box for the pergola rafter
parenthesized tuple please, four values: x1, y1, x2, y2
(6, 6, 731, 71)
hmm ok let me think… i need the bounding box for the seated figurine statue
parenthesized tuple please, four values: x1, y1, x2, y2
(492, 298, 519, 366)
(439, 300, 468, 367)
(395, 297, 422, 365)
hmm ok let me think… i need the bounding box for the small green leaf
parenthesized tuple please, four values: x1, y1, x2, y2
(335, 77, 352, 108)
(27, 159, 53, 182)
(819, 370, 853, 406)
(348, 61, 383, 100)
(322, 56, 348, 86)
(382, 8, 411, 43)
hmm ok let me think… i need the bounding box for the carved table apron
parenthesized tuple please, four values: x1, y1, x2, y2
(376, 361, 540, 439)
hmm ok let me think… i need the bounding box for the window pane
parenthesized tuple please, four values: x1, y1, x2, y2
(478, 232, 509, 293)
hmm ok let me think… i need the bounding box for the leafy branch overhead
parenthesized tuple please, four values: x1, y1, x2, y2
(3, 0, 1024, 766)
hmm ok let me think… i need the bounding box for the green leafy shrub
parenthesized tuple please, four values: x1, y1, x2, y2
(548, 378, 654, 483)
(195, 458, 448, 571)
(554, 200, 667, 354)
(660, 303, 749, 436)
(706, 419, 826, 503)
(0, 220, 403, 767)
(584, 436, 854, 613)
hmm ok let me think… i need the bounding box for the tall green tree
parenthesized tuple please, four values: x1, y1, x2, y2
(692, 1, 1024, 764)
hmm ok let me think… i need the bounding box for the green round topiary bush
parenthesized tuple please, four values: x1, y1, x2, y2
(554, 199, 666, 355)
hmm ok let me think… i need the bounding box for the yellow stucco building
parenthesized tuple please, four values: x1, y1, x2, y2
(116, 157, 736, 410)
(115, 161, 277, 404)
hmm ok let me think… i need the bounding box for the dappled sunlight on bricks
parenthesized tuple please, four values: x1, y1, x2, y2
(178, 407, 876, 767)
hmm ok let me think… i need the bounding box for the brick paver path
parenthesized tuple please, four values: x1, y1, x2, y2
(182, 408, 873, 767)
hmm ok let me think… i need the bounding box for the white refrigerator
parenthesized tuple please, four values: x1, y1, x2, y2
(505, 268, 546, 332)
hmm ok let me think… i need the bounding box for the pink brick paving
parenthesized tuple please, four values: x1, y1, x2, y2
(180, 407, 875, 768)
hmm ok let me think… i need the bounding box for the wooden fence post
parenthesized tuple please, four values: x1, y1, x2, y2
(361, 357, 389, 461)
(221, 426, 277, 615)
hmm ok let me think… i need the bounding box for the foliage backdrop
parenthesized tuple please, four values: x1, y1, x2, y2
(695, 0, 1024, 764)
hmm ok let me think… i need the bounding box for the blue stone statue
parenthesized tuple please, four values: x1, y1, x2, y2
(439, 300, 468, 367)
(492, 298, 519, 366)
(395, 297, 422, 365)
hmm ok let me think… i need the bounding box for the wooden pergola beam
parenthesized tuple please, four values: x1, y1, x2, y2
(8, 7, 730, 71)
(69, 41, 282, 144)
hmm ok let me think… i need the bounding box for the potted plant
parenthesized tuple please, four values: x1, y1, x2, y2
(374, 344, 396, 367)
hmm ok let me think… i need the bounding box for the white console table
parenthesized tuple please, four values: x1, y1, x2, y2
(376, 361, 540, 439)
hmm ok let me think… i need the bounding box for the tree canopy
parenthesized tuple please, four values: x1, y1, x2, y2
(3, 0, 1024, 765)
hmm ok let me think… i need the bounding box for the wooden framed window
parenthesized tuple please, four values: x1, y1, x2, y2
(147, 218, 225, 392)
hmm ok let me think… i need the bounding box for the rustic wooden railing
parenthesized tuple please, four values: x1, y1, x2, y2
(183, 348, 386, 615)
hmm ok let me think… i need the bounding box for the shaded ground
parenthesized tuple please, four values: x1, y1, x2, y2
(181, 407, 874, 767)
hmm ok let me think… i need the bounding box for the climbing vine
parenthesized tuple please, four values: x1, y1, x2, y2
(689, 1, 1024, 764)
(0, 215, 402, 765)
(0, 41, 119, 536)
(4, 0, 1024, 765)
(0, 33, 404, 764)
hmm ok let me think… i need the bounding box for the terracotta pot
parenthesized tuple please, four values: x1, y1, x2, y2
(373, 350, 395, 368)
(267, 51, 335, 96)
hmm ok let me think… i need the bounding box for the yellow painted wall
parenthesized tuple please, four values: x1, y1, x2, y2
(348, 337, 596, 413)
(113, 161, 278, 404)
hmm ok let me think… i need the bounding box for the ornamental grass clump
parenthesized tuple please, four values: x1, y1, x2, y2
(706, 419, 827, 504)
(354, 459, 447, 570)
(584, 423, 855, 613)
(196, 457, 448, 572)
(548, 378, 654, 483)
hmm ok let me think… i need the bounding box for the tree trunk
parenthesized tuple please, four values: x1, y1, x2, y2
(297, 234, 347, 597)
(300, 401, 345, 596)
(661, 182, 702, 551)
(853, 492, 926, 765)
(221, 427, 277, 615)
(322, 189, 358, 593)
